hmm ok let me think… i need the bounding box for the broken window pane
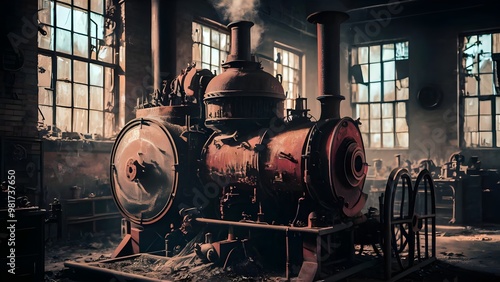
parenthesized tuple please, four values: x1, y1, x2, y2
(211, 31, 220, 49)
(39, 105, 53, 126)
(395, 118, 408, 132)
(369, 45, 380, 63)
(479, 131, 492, 146)
(370, 83, 381, 102)
(382, 118, 393, 133)
(202, 26, 210, 45)
(369, 63, 381, 82)
(57, 57, 71, 81)
(480, 100, 491, 115)
(220, 33, 229, 52)
(74, 83, 89, 108)
(370, 103, 381, 118)
(465, 116, 478, 131)
(357, 84, 368, 102)
(74, 0, 88, 9)
(383, 133, 394, 148)
(38, 0, 53, 25)
(38, 26, 54, 50)
(382, 103, 393, 118)
(73, 60, 88, 83)
(370, 119, 381, 133)
(90, 12, 104, 39)
(90, 63, 103, 86)
(357, 104, 369, 119)
(56, 3, 72, 29)
(56, 81, 71, 106)
(465, 98, 478, 115)
(370, 133, 381, 147)
(479, 115, 492, 131)
(384, 61, 395, 80)
(479, 34, 492, 54)
(90, 86, 103, 110)
(479, 56, 492, 73)
(465, 76, 477, 96)
(73, 108, 88, 133)
(38, 87, 53, 105)
(479, 74, 494, 94)
(74, 8, 89, 34)
(396, 132, 408, 147)
(395, 41, 409, 59)
(396, 102, 406, 118)
(56, 28, 72, 54)
(202, 45, 210, 64)
(56, 106, 72, 131)
(74, 33, 89, 57)
(98, 46, 114, 63)
(384, 81, 395, 101)
(91, 0, 104, 14)
(89, 110, 103, 135)
(358, 47, 368, 64)
(493, 33, 500, 53)
(396, 85, 409, 100)
(360, 64, 369, 83)
(38, 54, 52, 87)
(382, 44, 394, 61)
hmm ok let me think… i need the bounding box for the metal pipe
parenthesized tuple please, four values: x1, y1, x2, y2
(226, 21, 254, 62)
(151, 0, 161, 91)
(307, 11, 349, 120)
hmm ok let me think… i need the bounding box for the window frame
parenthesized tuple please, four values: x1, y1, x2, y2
(37, 0, 118, 138)
(459, 30, 500, 148)
(350, 40, 410, 149)
(273, 42, 303, 103)
(191, 19, 230, 76)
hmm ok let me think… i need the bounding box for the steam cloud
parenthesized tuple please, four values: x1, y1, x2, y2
(213, 0, 264, 52)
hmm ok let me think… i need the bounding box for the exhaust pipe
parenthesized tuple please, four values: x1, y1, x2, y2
(226, 21, 254, 63)
(307, 11, 349, 120)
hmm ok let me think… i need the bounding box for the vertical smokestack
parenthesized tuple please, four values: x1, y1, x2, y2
(307, 11, 349, 120)
(151, 0, 161, 91)
(226, 21, 254, 63)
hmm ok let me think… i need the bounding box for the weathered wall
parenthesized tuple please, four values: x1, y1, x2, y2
(0, 0, 39, 137)
(42, 141, 113, 203)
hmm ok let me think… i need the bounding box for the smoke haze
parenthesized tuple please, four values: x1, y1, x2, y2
(213, 0, 264, 52)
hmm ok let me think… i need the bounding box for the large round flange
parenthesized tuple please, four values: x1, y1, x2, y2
(328, 118, 367, 217)
(110, 118, 179, 225)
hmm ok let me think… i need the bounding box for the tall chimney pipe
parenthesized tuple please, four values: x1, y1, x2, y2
(226, 21, 254, 63)
(307, 11, 349, 120)
(151, 0, 161, 91)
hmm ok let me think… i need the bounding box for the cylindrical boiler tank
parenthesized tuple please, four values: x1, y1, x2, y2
(201, 117, 367, 224)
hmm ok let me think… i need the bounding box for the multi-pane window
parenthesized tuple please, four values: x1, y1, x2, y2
(461, 32, 500, 147)
(37, 0, 117, 138)
(192, 22, 229, 75)
(274, 46, 302, 103)
(351, 41, 410, 148)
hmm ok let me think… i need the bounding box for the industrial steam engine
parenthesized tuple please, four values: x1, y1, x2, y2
(98, 11, 436, 282)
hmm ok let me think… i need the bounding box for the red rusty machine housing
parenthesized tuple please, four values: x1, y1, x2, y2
(110, 11, 373, 280)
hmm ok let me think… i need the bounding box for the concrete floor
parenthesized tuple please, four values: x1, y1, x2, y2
(43, 224, 500, 281)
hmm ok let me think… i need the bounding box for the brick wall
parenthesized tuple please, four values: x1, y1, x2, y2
(1, 0, 38, 138)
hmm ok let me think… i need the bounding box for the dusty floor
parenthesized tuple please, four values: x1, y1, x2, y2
(44, 225, 500, 282)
